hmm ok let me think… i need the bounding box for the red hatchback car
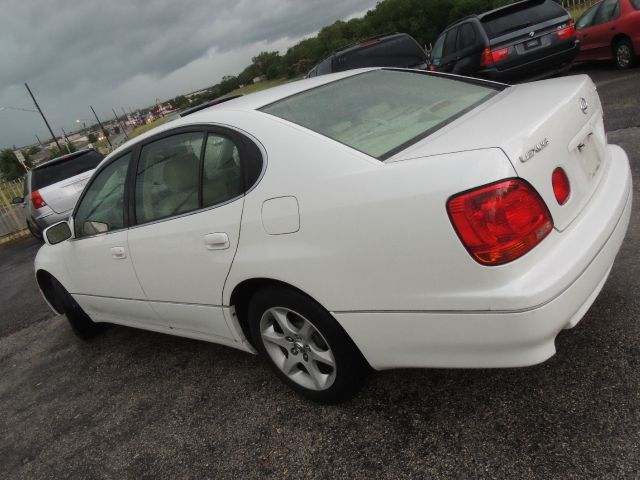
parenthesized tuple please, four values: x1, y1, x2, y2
(575, 0, 640, 68)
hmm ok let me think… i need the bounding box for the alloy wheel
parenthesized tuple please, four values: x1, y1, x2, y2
(616, 44, 631, 68)
(259, 306, 337, 391)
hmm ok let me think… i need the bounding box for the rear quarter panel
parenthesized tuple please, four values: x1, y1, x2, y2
(219, 110, 516, 312)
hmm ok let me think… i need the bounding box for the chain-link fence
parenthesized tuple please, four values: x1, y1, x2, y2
(0, 179, 29, 245)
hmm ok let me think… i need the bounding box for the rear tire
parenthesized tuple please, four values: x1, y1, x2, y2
(248, 287, 368, 404)
(614, 39, 635, 69)
(27, 220, 43, 241)
(50, 278, 105, 339)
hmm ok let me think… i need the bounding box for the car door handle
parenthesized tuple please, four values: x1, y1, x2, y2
(610, 27, 616, 31)
(110, 246, 127, 259)
(204, 233, 230, 250)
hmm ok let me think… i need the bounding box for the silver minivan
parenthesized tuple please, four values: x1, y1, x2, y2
(12, 148, 104, 239)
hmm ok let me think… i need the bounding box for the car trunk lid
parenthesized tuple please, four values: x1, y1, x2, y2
(391, 74, 606, 231)
(38, 171, 93, 214)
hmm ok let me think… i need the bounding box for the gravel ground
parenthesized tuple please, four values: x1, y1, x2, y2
(1, 66, 639, 480)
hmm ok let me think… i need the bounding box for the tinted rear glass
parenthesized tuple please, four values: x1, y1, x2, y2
(633, 0, 640, 9)
(31, 150, 104, 190)
(481, 0, 567, 38)
(334, 36, 427, 72)
(261, 70, 499, 159)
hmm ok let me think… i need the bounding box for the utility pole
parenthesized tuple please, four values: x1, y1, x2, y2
(61, 127, 72, 153)
(90, 105, 112, 149)
(112, 108, 129, 140)
(24, 82, 62, 151)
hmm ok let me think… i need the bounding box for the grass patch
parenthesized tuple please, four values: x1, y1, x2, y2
(128, 117, 170, 140)
(223, 76, 304, 98)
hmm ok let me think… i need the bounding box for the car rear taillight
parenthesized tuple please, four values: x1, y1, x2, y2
(479, 47, 510, 66)
(31, 190, 46, 209)
(447, 179, 553, 266)
(552, 167, 570, 205)
(557, 20, 576, 40)
(428, 64, 437, 71)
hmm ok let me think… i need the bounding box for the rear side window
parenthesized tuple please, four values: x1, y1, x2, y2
(261, 70, 500, 160)
(457, 23, 478, 50)
(481, 0, 567, 38)
(31, 150, 104, 190)
(443, 28, 459, 56)
(632, 0, 640, 10)
(202, 134, 243, 208)
(593, 0, 619, 24)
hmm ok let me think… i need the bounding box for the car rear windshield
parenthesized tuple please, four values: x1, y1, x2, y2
(334, 36, 427, 72)
(481, 0, 567, 39)
(260, 69, 499, 159)
(31, 150, 104, 190)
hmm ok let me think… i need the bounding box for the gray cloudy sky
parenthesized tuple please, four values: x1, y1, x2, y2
(0, 0, 377, 149)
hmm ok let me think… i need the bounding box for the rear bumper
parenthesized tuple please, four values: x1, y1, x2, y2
(479, 41, 580, 83)
(32, 209, 72, 230)
(336, 145, 632, 370)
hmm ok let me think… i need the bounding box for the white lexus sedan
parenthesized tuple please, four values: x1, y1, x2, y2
(35, 68, 632, 403)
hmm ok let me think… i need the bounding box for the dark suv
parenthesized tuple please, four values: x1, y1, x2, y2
(306, 33, 428, 78)
(429, 0, 579, 83)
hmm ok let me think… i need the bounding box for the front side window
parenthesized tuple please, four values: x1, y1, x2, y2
(74, 153, 130, 238)
(135, 132, 204, 224)
(431, 35, 445, 61)
(202, 134, 243, 208)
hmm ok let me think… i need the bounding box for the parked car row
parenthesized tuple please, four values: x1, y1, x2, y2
(306, 0, 639, 82)
(12, 149, 104, 239)
(575, 0, 640, 69)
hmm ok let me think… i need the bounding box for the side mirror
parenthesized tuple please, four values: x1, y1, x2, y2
(43, 221, 72, 246)
(11, 196, 24, 205)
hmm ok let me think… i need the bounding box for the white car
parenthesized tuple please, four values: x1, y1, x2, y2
(35, 68, 632, 403)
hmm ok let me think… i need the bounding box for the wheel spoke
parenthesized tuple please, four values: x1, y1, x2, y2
(297, 320, 315, 341)
(269, 308, 297, 337)
(305, 360, 329, 390)
(309, 345, 335, 368)
(261, 326, 291, 349)
(281, 353, 300, 376)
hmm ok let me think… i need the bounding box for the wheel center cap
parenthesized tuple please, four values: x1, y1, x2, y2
(294, 341, 306, 352)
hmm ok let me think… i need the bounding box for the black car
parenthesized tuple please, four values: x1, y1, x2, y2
(429, 0, 579, 83)
(306, 33, 428, 78)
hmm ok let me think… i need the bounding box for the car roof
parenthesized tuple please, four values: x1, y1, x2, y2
(331, 33, 413, 56)
(106, 68, 378, 158)
(444, 0, 552, 30)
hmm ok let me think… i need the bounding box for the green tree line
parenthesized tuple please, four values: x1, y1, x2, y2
(169, 0, 512, 107)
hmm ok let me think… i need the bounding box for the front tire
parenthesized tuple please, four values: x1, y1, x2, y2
(614, 39, 635, 69)
(50, 277, 105, 339)
(248, 287, 368, 404)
